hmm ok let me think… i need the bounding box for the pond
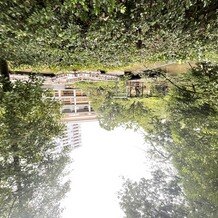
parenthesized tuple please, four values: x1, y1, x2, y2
(61, 121, 156, 218)
(0, 62, 217, 218)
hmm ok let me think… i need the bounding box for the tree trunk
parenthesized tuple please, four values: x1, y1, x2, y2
(0, 59, 10, 79)
(0, 59, 11, 91)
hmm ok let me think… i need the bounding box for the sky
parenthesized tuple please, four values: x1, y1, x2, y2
(61, 121, 154, 218)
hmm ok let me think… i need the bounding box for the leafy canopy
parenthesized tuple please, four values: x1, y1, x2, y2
(0, 75, 70, 218)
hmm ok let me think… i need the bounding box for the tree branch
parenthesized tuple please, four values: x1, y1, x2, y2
(7, 196, 17, 218)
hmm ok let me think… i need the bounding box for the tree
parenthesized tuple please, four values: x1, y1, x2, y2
(82, 62, 218, 216)
(77, 80, 165, 131)
(0, 63, 71, 217)
(118, 170, 189, 218)
(143, 62, 218, 216)
(0, 0, 217, 69)
(167, 62, 218, 214)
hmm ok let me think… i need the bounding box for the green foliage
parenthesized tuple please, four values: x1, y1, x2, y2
(77, 80, 167, 131)
(0, 76, 62, 157)
(0, 0, 217, 69)
(0, 76, 70, 218)
(118, 170, 189, 218)
(142, 62, 218, 216)
(79, 62, 218, 216)
(167, 62, 218, 210)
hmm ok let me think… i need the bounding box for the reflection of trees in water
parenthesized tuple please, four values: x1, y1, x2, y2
(118, 170, 189, 218)
(0, 71, 70, 218)
(127, 63, 218, 217)
(165, 62, 218, 216)
(80, 62, 218, 217)
(0, 145, 71, 218)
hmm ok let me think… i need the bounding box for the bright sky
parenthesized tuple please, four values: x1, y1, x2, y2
(61, 121, 154, 218)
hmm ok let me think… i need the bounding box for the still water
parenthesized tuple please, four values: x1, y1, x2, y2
(0, 62, 217, 218)
(61, 121, 155, 218)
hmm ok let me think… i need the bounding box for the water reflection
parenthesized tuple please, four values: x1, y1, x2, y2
(62, 122, 158, 218)
(118, 169, 189, 218)
(77, 62, 218, 217)
(0, 144, 71, 218)
(0, 143, 71, 218)
(0, 77, 71, 218)
(1, 62, 217, 217)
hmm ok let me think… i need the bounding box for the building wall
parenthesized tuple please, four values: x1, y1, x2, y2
(60, 122, 82, 148)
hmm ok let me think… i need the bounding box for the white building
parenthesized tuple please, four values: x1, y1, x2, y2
(60, 122, 81, 148)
